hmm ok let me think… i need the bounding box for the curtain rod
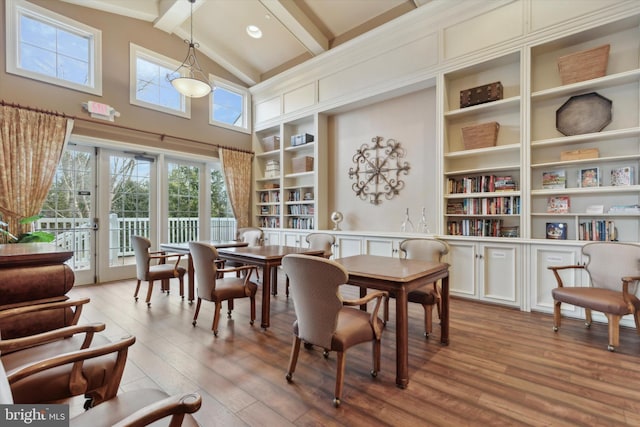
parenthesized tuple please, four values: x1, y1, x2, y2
(0, 100, 254, 156)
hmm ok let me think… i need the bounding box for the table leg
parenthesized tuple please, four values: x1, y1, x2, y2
(440, 274, 449, 345)
(395, 288, 409, 389)
(187, 255, 195, 303)
(261, 265, 271, 329)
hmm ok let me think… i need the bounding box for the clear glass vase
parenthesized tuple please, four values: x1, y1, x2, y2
(417, 207, 430, 233)
(400, 208, 414, 232)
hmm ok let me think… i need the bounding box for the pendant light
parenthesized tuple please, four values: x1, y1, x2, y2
(167, 0, 212, 98)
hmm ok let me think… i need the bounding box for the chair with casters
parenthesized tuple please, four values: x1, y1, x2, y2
(0, 346, 202, 427)
(282, 254, 387, 407)
(227, 227, 264, 280)
(131, 235, 186, 307)
(188, 241, 258, 336)
(549, 241, 640, 351)
(285, 232, 335, 297)
(386, 238, 450, 338)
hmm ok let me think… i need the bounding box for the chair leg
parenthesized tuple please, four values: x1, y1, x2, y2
(227, 299, 234, 318)
(553, 300, 561, 331)
(250, 296, 256, 325)
(585, 309, 593, 328)
(422, 304, 433, 338)
(179, 276, 184, 300)
(134, 279, 141, 301)
(285, 276, 290, 298)
(145, 280, 154, 307)
(192, 298, 202, 326)
(606, 314, 620, 351)
(372, 339, 381, 376)
(285, 336, 301, 382)
(212, 302, 222, 336)
(383, 294, 390, 325)
(334, 351, 347, 407)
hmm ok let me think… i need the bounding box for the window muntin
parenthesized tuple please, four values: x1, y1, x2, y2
(6, 0, 102, 95)
(210, 77, 251, 134)
(130, 44, 190, 118)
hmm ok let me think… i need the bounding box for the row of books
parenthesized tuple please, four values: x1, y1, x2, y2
(259, 191, 280, 203)
(287, 205, 314, 215)
(446, 219, 507, 237)
(287, 190, 314, 201)
(258, 217, 280, 228)
(287, 217, 314, 230)
(542, 166, 635, 189)
(447, 175, 518, 194)
(447, 196, 521, 215)
(259, 205, 280, 215)
(578, 220, 617, 241)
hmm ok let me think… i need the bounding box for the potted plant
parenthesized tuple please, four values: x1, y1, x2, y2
(0, 215, 55, 243)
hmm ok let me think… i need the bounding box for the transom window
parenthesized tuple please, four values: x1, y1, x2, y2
(210, 77, 251, 134)
(130, 44, 189, 118)
(5, 0, 102, 95)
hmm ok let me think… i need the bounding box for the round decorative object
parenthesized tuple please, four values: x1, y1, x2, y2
(330, 211, 343, 231)
(348, 136, 410, 205)
(556, 92, 612, 136)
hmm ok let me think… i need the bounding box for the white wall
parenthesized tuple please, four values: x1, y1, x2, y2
(328, 87, 437, 232)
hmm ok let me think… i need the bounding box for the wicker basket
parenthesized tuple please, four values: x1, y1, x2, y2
(557, 44, 609, 85)
(262, 135, 280, 151)
(462, 122, 500, 150)
(292, 156, 313, 173)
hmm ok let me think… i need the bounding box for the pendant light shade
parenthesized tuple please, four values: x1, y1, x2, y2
(167, 0, 211, 98)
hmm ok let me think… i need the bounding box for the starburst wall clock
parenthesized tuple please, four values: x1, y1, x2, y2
(348, 136, 410, 205)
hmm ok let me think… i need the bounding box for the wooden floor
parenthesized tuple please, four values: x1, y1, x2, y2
(68, 273, 640, 427)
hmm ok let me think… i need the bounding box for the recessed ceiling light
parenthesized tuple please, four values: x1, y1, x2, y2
(246, 25, 262, 39)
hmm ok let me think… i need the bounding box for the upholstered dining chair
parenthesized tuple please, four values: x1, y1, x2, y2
(389, 238, 450, 338)
(285, 232, 335, 297)
(188, 242, 258, 336)
(549, 241, 640, 351)
(227, 227, 264, 280)
(282, 254, 387, 407)
(0, 346, 202, 426)
(131, 235, 186, 307)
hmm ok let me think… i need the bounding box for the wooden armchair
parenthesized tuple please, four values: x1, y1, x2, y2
(131, 235, 186, 307)
(282, 254, 387, 407)
(285, 232, 335, 297)
(549, 241, 640, 351)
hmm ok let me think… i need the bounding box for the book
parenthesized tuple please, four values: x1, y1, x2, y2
(546, 222, 567, 240)
(578, 167, 599, 188)
(547, 196, 570, 213)
(542, 170, 566, 189)
(611, 166, 634, 186)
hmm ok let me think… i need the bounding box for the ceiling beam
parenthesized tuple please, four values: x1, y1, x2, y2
(259, 0, 328, 56)
(153, 0, 206, 34)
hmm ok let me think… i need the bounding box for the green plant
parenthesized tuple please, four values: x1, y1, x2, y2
(0, 215, 55, 243)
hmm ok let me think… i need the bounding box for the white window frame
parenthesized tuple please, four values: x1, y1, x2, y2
(209, 75, 251, 134)
(129, 43, 190, 119)
(5, 0, 102, 95)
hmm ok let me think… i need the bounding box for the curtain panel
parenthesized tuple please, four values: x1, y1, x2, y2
(0, 106, 74, 238)
(220, 148, 252, 229)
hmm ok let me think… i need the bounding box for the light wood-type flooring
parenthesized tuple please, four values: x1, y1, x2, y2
(67, 272, 640, 426)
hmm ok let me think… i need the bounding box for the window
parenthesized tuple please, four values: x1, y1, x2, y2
(5, 0, 102, 95)
(130, 44, 190, 118)
(210, 76, 251, 134)
(167, 161, 200, 243)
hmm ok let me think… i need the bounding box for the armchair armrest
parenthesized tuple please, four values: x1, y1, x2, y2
(112, 392, 202, 427)
(0, 322, 105, 354)
(0, 297, 90, 328)
(150, 252, 183, 273)
(218, 265, 257, 275)
(548, 264, 585, 288)
(343, 290, 388, 338)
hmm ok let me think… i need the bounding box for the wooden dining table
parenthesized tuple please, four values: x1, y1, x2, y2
(159, 240, 248, 303)
(334, 254, 450, 389)
(216, 245, 324, 329)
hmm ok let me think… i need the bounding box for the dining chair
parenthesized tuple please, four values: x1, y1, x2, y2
(226, 227, 264, 280)
(282, 254, 387, 407)
(285, 232, 335, 297)
(188, 241, 258, 336)
(390, 238, 450, 338)
(0, 343, 202, 426)
(131, 235, 186, 307)
(549, 241, 640, 351)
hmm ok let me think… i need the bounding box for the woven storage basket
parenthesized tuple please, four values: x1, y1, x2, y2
(557, 44, 609, 85)
(462, 122, 500, 150)
(261, 135, 280, 151)
(292, 156, 313, 173)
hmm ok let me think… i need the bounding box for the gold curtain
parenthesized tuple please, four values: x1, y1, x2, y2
(220, 148, 253, 228)
(0, 106, 74, 237)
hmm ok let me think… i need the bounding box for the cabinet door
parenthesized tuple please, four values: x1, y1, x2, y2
(446, 241, 478, 298)
(364, 237, 400, 257)
(282, 231, 303, 247)
(479, 243, 519, 307)
(334, 236, 363, 258)
(263, 230, 280, 245)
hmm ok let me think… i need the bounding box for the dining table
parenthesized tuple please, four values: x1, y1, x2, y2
(215, 245, 324, 329)
(159, 240, 249, 303)
(334, 254, 450, 389)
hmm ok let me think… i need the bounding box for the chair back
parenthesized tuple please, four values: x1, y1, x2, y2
(189, 242, 220, 297)
(305, 233, 335, 258)
(131, 235, 151, 280)
(237, 227, 263, 247)
(282, 254, 346, 349)
(399, 238, 449, 262)
(582, 242, 640, 292)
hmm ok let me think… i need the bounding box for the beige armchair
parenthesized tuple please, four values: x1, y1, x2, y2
(549, 241, 640, 351)
(0, 346, 201, 427)
(285, 232, 335, 297)
(189, 242, 258, 336)
(131, 235, 186, 307)
(388, 238, 449, 337)
(227, 227, 264, 280)
(282, 254, 387, 407)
